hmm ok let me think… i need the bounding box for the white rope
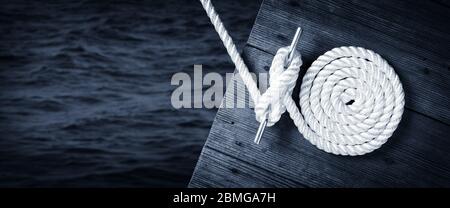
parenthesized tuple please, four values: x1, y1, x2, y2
(199, 0, 405, 156)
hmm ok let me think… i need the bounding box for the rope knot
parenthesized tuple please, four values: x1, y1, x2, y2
(200, 0, 405, 155)
(255, 46, 302, 126)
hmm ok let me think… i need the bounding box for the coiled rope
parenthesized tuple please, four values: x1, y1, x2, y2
(199, 0, 405, 155)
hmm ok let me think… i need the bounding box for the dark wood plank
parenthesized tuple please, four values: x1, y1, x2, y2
(189, 0, 450, 187)
(189, 147, 307, 188)
(190, 46, 450, 187)
(248, 0, 450, 124)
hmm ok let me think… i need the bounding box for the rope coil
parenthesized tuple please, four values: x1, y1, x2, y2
(199, 0, 405, 155)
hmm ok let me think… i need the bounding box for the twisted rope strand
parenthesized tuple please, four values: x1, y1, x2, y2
(199, 0, 405, 156)
(199, 0, 261, 104)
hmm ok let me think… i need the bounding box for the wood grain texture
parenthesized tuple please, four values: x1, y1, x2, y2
(190, 0, 450, 187)
(249, 0, 450, 124)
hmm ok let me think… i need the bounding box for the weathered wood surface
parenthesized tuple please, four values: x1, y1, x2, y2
(189, 0, 450, 187)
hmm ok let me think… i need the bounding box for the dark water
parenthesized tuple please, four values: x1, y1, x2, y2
(0, 0, 261, 187)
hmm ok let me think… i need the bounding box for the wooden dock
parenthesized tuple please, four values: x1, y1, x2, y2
(189, 0, 450, 187)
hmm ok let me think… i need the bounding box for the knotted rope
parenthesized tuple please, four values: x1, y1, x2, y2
(199, 0, 405, 155)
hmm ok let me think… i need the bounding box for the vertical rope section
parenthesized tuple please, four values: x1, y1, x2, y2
(199, 0, 261, 104)
(199, 0, 405, 155)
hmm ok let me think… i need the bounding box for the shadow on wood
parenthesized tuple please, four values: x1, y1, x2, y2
(189, 0, 450, 187)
